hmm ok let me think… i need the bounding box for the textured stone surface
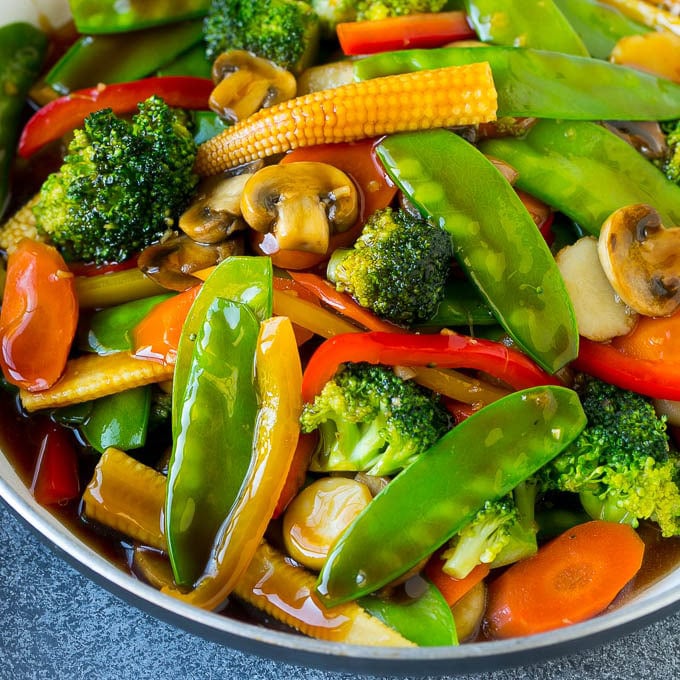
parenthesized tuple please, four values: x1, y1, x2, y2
(1, 499, 679, 680)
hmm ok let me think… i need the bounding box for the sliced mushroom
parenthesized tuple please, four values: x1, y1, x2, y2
(138, 233, 245, 291)
(210, 50, 297, 122)
(179, 173, 253, 244)
(240, 162, 359, 255)
(598, 204, 680, 317)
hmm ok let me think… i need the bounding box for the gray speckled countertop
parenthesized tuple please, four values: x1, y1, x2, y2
(1, 499, 679, 680)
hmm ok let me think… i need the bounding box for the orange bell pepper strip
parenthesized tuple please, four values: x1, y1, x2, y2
(0, 239, 78, 391)
(131, 284, 201, 365)
(162, 316, 302, 609)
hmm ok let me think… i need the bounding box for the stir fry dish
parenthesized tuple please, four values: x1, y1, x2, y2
(2, 0, 680, 647)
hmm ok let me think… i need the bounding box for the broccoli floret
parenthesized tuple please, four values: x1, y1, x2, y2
(539, 376, 680, 537)
(661, 119, 680, 185)
(300, 362, 451, 475)
(204, 0, 320, 72)
(440, 482, 539, 579)
(34, 96, 197, 265)
(309, 0, 357, 33)
(356, 0, 447, 21)
(327, 207, 452, 325)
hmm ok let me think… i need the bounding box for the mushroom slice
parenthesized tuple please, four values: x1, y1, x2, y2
(179, 173, 253, 244)
(210, 50, 297, 122)
(240, 162, 359, 255)
(138, 234, 245, 291)
(598, 204, 680, 317)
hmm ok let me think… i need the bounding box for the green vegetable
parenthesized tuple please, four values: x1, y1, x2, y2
(80, 387, 152, 454)
(416, 278, 496, 330)
(203, 0, 321, 72)
(166, 256, 272, 587)
(69, 0, 210, 34)
(440, 482, 538, 579)
(157, 43, 213, 78)
(316, 385, 587, 606)
(553, 0, 651, 59)
(539, 376, 680, 537)
(359, 579, 457, 646)
(662, 119, 680, 186)
(355, 0, 447, 21)
(300, 362, 452, 476)
(80, 293, 174, 355)
(192, 111, 231, 145)
(33, 96, 198, 264)
(45, 21, 204, 94)
(462, 0, 589, 56)
(326, 206, 452, 325)
(0, 23, 48, 219)
(479, 119, 680, 236)
(354, 45, 680, 121)
(376, 130, 578, 374)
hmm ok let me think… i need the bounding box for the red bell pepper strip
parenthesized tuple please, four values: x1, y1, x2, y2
(573, 337, 680, 401)
(337, 12, 476, 56)
(30, 420, 80, 506)
(18, 76, 213, 158)
(301, 331, 561, 403)
(288, 271, 402, 333)
(0, 239, 78, 392)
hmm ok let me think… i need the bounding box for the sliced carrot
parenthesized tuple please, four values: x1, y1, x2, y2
(612, 309, 680, 364)
(425, 554, 490, 608)
(288, 271, 402, 333)
(485, 520, 645, 639)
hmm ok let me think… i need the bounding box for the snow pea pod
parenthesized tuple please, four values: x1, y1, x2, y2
(354, 45, 680, 121)
(479, 119, 680, 236)
(377, 130, 577, 374)
(553, 0, 650, 59)
(316, 385, 586, 606)
(45, 21, 204, 94)
(69, 0, 210, 34)
(166, 256, 272, 587)
(462, 0, 589, 55)
(0, 23, 47, 218)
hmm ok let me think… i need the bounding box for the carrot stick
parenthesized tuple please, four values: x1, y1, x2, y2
(425, 555, 490, 608)
(485, 520, 645, 639)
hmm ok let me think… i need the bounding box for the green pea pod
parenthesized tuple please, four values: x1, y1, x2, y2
(0, 23, 47, 218)
(157, 44, 213, 79)
(80, 386, 152, 454)
(377, 130, 578, 374)
(463, 0, 589, 56)
(69, 0, 210, 34)
(80, 293, 174, 355)
(316, 385, 586, 606)
(167, 298, 260, 587)
(553, 0, 651, 59)
(359, 580, 458, 646)
(479, 119, 680, 236)
(45, 21, 204, 94)
(417, 278, 496, 330)
(354, 45, 680, 121)
(167, 256, 272, 587)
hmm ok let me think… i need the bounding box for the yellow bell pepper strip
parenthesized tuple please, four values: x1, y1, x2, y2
(166, 257, 272, 587)
(316, 385, 587, 606)
(354, 45, 680, 121)
(462, 0, 589, 55)
(376, 130, 578, 374)
(163, 316, 302, 609)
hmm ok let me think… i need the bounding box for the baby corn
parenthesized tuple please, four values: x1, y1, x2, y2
(195, 62, 497, 175)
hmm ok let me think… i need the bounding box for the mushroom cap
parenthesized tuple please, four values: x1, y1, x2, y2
(240, 161, 359, 254)
(598, 203, 680, 317)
